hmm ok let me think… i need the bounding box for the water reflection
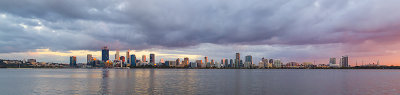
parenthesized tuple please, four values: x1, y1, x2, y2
(2, 69, 400, 95)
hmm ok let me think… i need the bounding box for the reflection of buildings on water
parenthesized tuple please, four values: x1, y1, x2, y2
(99, 69, 110, 94)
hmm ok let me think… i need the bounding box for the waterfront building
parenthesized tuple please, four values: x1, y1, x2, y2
(224, 59, 228, 68)
(204, 56, 208, 67)
(196, 60, 203, 68)
(126, 49, 130, 64)
(176, 58, 181, 66)
(150, 54, 155, 66)
(87, 54, 92, 65)
(120, 56, 125, 67)
(273, 59, 282, 68)
(142, 55, 147, 63)
(115, 49, 120, 60)
(70, 56, 77, 67)
(166, 61, 176, 67)
(229, 59, 233, 67)
(131, 54, 136, 67)
(286, 62, 300, 68)
(235, 53, 240, 68)
(341, 56, 349, 67)
(184, 57, 189, 67)
(245, 55, 252, 68)
(27, 59, 36, 64)
(102, 46, 109, 62)
(190, 62, 197, 68)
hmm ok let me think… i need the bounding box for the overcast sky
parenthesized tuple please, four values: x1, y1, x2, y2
(1, 0, 400, 65)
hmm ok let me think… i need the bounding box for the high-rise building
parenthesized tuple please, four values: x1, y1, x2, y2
(176, 58, 180, 66)
(183, 57, 189, 66)
(142, 55, 147, 62)
(229, 59, 233, 67)
(245, 55, 252, 68)
(70, 56, 77, 67)
(131, 54, 136, 67)
(120, 56, 125, 63)
(196, 60, 203, 68)
(87, 54, 92, 65)
(245, 55, 252, 64)
(126, 49, 130, 64)
(102, 46, 109, 62)
(150, 54, 155, 65)
(204, 56, 208, 65)
(115, 49, 120, 60)
(329, 58, 336, 64)
(235, 53, 240, 68)
(341, 56, 349, 67)
(224, 59, 228, 67)
(221, 59, 225, 67)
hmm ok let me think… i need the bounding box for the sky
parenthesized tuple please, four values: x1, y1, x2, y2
(1, 0, 400, 65)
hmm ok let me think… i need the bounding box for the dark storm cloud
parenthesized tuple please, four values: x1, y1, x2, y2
(1, 0, 400, 53)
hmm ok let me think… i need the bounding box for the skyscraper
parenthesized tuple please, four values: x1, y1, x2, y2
(126, 49, 130, 64)
(235, 53, 240, 68)
(87, 54, 92, 65)
(131, 54, 136, 67)
(245, 55, 252, 64)
(329, 58, 336, 64)
(341, 56, 349, 67)
(142, 55, 147, 62)
(245, 55, 252, 68)
(230, 59, 233, 67)
(204, 56, 208, 65)
(150, 53, 155, 65)
(176, 58, 180, 66)
(224, 59, 228, 67)
(115, 49, 120, 60)
(184, 57, 189, 66)
(102, 46, 109, 62)
(70, 56, 77, 67)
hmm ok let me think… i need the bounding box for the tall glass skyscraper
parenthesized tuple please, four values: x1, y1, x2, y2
(150, 53, 155, 65)
(131, 54, 136, 67)
(102, 46, 109, 62)
(70, 56, 77, 67)
(245, 55, 252, 64)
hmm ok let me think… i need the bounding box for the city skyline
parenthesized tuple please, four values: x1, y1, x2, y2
(0, 0, 400, 65)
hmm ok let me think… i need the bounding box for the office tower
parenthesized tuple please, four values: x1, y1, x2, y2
(329, 58, 336, 64)
(210, 59, 215, 67)
(102, 46, 109, 62)
(142, 55, 147, 62)
(221, 59, 225, 67)
(120, 56, 125, 63)
(245, 55, 252, 64)
(176, 58, 181, 66)
(87, 54, 92, 65)
(224, 59, 228, 67)
(184, 57, 189, 66)
(196, 60, 203, 68)
(341, 56, 349, 67)
(235, 53, 240, 68)
(131, 54, 136, 67)
(70, 56, 77, 67)
(150, 54, 155, 65)
(230, 59, 233, 67)
(245, 55, 252, 68)
(115, 49, 120, 60)
(273, 59, 281, 68)
(126, 49, 130, 64)
(236, 53, 240, 60)
(204, 56, 208, 65)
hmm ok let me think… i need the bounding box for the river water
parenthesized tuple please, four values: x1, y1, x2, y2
(0, 69, 399, 95)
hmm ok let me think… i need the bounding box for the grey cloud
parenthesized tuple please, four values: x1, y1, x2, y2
(1, 0, 400, 53)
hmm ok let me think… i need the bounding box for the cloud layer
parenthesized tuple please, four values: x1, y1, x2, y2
(1, 0, 400, 64)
